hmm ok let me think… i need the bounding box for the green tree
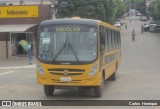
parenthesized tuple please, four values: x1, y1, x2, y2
(148, 0, 160, 21)
(134, 0, 146, 15)
(103, 0, 118, 23)
(56, 0, 127, 24)
(115, 0, 127, 19)
(127, 0, 146, 14)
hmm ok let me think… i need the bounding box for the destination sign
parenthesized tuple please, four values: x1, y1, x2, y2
(56, 27, 81, 32)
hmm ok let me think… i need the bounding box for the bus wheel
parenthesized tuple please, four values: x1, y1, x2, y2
(94, 75, 104, 97)
(108, 71, 116, 81)
(44, 85, 55, 96)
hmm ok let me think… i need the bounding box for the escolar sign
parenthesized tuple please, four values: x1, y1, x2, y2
(0, 6, 38, 18)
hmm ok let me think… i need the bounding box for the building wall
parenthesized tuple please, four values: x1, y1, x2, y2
(0, 33, 7, 58)
(0, 4, 51, 58)
(0, 41, 7, 58)
(0, 0, 51, 5)
(0, 32, 37, 58)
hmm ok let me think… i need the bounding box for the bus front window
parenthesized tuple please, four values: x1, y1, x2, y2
(38, 25, 98, 63)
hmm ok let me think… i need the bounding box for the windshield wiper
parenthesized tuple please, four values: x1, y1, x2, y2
(52, 35, 79, 62)
(52, 42, 66, 61)
(68, 43, 79, 62)
(52, 36, 68, 61)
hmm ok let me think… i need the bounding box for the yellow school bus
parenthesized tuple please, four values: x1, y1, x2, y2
(37, 17, 121, 97)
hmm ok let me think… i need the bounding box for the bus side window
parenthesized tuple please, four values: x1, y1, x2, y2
(100, 31, 105, 52)
(108, 30, 112, 51)
(105, 29, 109, 52)
(115, 32, 117, 49)
(118, 32, 121, 48)
(119, 32, 121, 48)
(116, 32, 119, 49)
(112, 31, 115, 50)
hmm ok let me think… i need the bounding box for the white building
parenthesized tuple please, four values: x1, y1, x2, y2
(0, 0, 51, 5)
(146, 0, 153, 8)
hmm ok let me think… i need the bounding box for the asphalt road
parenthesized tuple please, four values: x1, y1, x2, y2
(0, 17, 160, 109)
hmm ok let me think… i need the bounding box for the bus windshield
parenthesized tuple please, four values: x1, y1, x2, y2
(38, 25, 98, 64)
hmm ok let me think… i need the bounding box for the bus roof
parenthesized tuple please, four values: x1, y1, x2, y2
(98, 20, 120, 31)
(40, 18, 98, 26)
(40, 18, 120, 31)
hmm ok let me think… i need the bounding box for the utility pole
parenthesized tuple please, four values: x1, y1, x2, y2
(50, 0, 57, 19)
(20, 0, 23, 5)
(41, 0, 44, 5)
(145, 0, 150, 20)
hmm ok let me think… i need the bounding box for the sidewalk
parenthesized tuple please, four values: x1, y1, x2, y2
(0, 56, 36, 69)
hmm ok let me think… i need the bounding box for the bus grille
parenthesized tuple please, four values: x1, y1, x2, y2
(48, 68, 85, 76)
(56, 80, 81, 83)
(51, 79, 81, 83)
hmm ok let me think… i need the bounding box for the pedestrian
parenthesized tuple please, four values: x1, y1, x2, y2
(28, 44, 32, 65)
(125, 22, 128, 30)
(132, 29, 136, 42)
(141, 24, 144, 34)
(129, 19, 132, 22)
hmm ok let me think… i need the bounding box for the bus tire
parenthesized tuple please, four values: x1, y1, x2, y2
(44, 85, 55, 96)
(108, 72, 116, 81)
(94, 75, 104, 97)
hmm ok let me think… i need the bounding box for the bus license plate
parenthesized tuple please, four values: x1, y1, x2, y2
(60, 77, 71, 82)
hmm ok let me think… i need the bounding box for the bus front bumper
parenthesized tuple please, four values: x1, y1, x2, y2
(37, 74, 101, 86)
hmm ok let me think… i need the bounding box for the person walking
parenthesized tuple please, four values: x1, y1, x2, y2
(132, 29, 136, 42)
(28, 44, 32, 65)
(125, 22, 128, 30)
(141, 24, 144, 34)
(129, 19, 132, 23)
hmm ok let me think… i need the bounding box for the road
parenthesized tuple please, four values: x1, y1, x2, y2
(0, 17, 160, 109)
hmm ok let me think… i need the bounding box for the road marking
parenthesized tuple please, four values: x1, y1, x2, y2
(154, 106, 160, 109)
(0, 65, 36, 70)
(0, 71, 14, 76)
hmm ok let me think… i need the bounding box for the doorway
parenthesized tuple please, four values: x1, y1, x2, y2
(11, 33, 33, 56)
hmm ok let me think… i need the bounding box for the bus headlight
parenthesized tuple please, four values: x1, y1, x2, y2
(88, 63, 98, 76)
(37, 64, 44, 74)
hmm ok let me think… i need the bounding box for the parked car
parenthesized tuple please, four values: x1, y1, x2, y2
(114, 22, 121, 28)
(118, 19, 124, 26)
(150, 24, 160, 33)
(150, 25, 156, 32)
(136, 12, 141, 16)
(143, 24, 150, 32)
(155, 25, 160, 32)
(140, 16, 147, 21)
